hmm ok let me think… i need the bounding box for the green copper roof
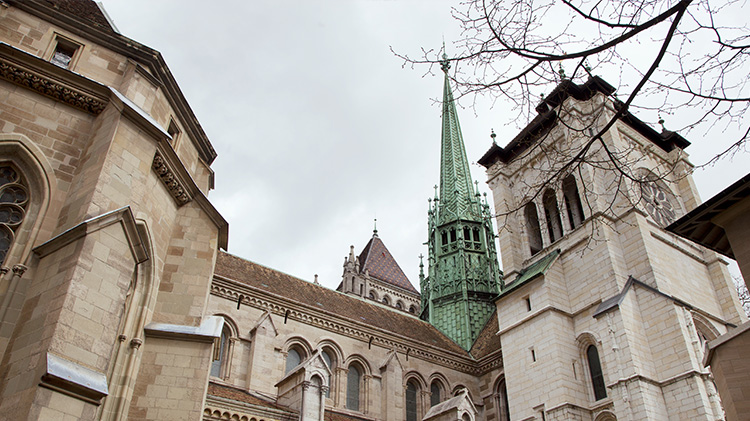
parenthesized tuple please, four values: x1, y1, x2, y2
(499, 249, 561, 297)
(438, 56, 479, 222)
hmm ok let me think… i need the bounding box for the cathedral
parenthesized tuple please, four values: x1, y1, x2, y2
(0, 1, 746, 420)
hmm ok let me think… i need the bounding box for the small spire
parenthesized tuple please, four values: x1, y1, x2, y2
(373, 218, 378, 237)
(419, 254, 425, 279)
(440, 42, 450, 73)
(314, 274, 319, 285)
(558, 63, 566, 80)
(475, 180, 481, 197)
(490, 129, 496, 143)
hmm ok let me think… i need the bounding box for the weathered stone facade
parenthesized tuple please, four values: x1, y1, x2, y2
(0, 2, 745, 421)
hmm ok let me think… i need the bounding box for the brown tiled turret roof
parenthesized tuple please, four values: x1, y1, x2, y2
(469, 310, 501, 360)
(358, 235, 418, 294)
(215, 251, 464, 355)
(41, 0, 114, 31)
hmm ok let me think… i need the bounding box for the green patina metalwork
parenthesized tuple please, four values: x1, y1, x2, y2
(419, 53, 503, 351)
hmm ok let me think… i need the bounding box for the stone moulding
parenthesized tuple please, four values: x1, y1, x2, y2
(152, 151, 191, 206)
(211, 276, 479, 374)
(0, 59, 106, 115)
(39, 352, 108, 406)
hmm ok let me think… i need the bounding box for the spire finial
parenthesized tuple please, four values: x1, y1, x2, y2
(373, 218, 378, 237)
(490, 129, 497, 143)
(658, 115, 667, 132)
(440, 41, 450, 73)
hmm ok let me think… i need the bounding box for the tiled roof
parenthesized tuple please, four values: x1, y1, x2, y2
(469, 310, 501, 360)
(214, 252, 466, 355)
(207, 382, 289, 411)
(358, 236, 418, 294)
(44, 0, 114, 31)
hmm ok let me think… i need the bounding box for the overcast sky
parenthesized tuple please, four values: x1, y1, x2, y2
(102, 1, 748, 290)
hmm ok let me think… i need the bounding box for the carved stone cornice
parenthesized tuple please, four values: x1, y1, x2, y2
(0, 60, 106, 115)
(211, 276, 481, 374)
(152, 152, 191, 206)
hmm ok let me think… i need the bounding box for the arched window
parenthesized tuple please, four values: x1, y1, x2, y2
(496, 378, 510, 421)
(563, 175, 585, 229)
(396, 301, 404, 310)
(461, 414, 471, 421)
(406, 380, 419, 421)
(0, 164, 29, 265)
(210, 326, 230, 378)
(321, 349, 337, 398)
(346, 364, 362, 411)
(587, 345, 607, 400)
(543, 189, 563, 243)
(430, 380, 442, 407)
(368, 290, 376, 300)
(409, 305, 417, 314)
(524, 202, 543, 255)
(382, 296, 390, 306)
(286, 346, 304, 374)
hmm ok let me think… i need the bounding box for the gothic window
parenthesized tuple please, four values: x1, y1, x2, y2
(524, 202, 543, 255)
(0, 164, 29, 266)
(441, 231, 448, 245)
(406, 380, 419, 421)
(285, 346, 304, 374)
(430, 380, 442, 407)
(321, 348, 337, 398)
(346, 364, 362, 411)
(450, 228, 457, 243)
(563, 175, 585, 229)
(496, 378, 510, 421)
(543, 189, 563, 243)
(210, 326, 230, 378)
(587, 345, 607, 401)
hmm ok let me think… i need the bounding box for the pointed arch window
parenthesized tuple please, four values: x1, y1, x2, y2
(587, 345, 607, 401)
(524, 202, 543, 255)
(406, 380, 419, 421)
(563, 175, 585, 229)
(0, 164, 29, 265)
(346, 364, 362, 411)
(543, 189, 563, 243)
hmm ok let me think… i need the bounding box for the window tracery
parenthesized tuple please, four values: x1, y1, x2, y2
(0, 164, 29, 266)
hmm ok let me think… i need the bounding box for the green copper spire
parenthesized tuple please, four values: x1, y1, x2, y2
(437, 53, 480, 224)
(420, 50, 503, 351)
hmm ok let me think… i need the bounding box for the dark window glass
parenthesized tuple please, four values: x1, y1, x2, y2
(587, 345, 607, 400)
(286, 348, 302, 374)
(497, 379, 510, 421)
(0, 165, 28, 265)
(322, 350, 334, 397)
(346, 365, 361, 411)
(430, 381, 441, 406)
(406, 381, 418, 421)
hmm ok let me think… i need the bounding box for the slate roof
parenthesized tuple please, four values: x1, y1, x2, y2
(357, 235, 418, 294)
(215, 252, 465, 355)
(469, 310, 501, 360)
(41, 0, 114, 31)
